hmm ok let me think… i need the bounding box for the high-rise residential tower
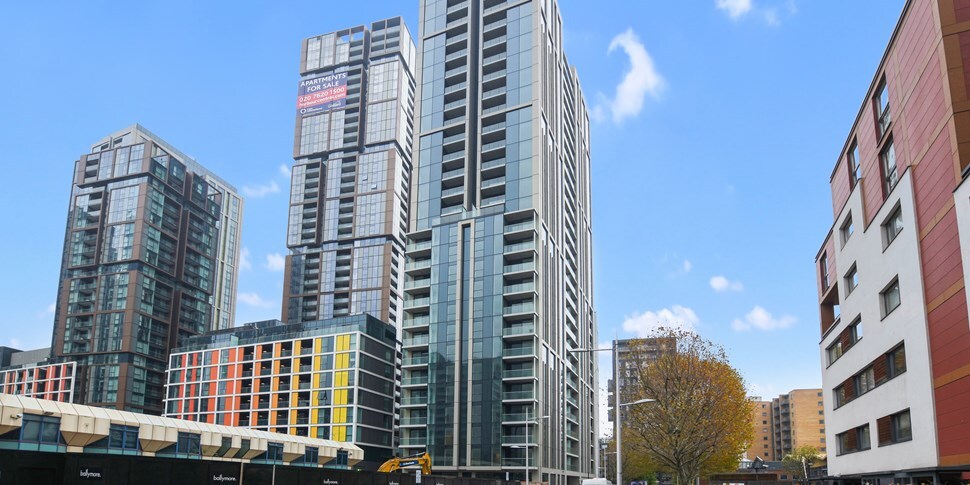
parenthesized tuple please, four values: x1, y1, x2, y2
(815, 1, 970, 480)
(400, 1, 596, 483)
(51, 124, 242, 414)
(283, 18, 416, 331)
(769, 389, 825, 458)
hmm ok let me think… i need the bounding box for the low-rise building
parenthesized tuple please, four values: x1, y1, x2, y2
(0, 393, 362, 483)
(162, 315, 398, 469)
(0, 346, 75, 402)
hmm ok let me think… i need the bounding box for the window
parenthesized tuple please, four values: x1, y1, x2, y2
(881, 139, 898, 193)
(266, 442, 284, 463)
(859, 424, 871, 450)
(335, 450, 349, 466)
(844, 264, 859, 295)
(837, 424, 871, 455)
(887, 345, 906, 379)
(883, 205, 903, 247)
(820, 253, 830, 289)
(875, 78, 891, 137)
(175, 432, 201, 456)
(827, 339, 843, 365)
(841, 213, 854, 246)
(891, 410, 912, 442)
(848, 140, 861, 186)
(20, 414, 61, 444)
(305, 446, 319, 465)
(855, 366, 875, 395)
(834, 385, 846, 407)
(107, 425, 139, 451)
(881, 278, 901, 317)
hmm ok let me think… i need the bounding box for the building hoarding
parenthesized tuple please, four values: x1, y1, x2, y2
(297, 72, 349, 116)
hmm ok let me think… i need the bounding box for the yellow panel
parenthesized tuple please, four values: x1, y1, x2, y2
(336, 335, 349, 352)
(311, 409, 318, 423)
(333, 426, 346, 441)
(335, 353, 349, 369)
(315, 337, 322, 353)
(314, 355, 321, 371)
(334, 389, 347, 405)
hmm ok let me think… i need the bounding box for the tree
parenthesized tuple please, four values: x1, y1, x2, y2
(621, 328, 753, 485)
(782, 445, 822, 480)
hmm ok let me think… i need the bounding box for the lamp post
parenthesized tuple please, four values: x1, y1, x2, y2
(513, 410, 550, 485)
(569, 342, 655, 485)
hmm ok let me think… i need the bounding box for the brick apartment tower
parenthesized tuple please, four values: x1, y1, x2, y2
(815, 0, 970, 480)
(282, 18, 416, 333)
(51, 125, 242, 414)
(746, 398, 773, 462)
(769, 389, 825, 459)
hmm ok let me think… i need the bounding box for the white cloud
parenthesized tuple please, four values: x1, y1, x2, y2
(596, 28, 664, 124)
(716, 0, 795, 26)
(241, 181, 280, 198)
(683, 259, 693, 273)
(763, 8, 780, 26)
(622, 305, 699, 336)
(265, 253, 286, 272)
(279, 164, 291, 179)
(731, 306, 796, 331)
(709, 275, 744, 292)
(35, 302, 56, 320)
(240, 247, 252, 271)
(238, 292, 274, 308)
(9, 338, 22, 349)
(715, 0, 752, 19)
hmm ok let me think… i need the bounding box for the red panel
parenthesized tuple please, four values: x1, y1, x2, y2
(958, 0, 970, 23)
(935, 376, 970, 456)
(831, 159, 851, 218)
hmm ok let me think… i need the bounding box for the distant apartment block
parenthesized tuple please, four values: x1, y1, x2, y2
(283, 18, 416, 331)
(606, 337, 674, 423)
(815, 1, 970, 480)
(770, 389, 825, 458)
(0, 346, 75, 402)
(163, 315, 398, 469)
(51, 124, 242, 414)
(745, 397, 773, 461)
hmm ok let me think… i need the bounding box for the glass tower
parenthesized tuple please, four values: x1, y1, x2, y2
(283, 18, 416, 333)
(401, 1, 596, 484)
(51, 124, 242, 414)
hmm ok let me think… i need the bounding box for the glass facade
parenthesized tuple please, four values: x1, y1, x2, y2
(403, 1, 596, 484)
(284, 18, 417, 334)
(52, 125, 242, 415)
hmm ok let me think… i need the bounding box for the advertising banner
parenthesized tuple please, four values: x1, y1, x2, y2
(298, 72, 349, 116)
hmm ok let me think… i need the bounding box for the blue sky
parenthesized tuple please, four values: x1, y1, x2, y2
(0, 0, 905, 427)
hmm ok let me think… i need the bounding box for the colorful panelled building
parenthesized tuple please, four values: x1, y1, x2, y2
(0, 361, 76, 403)
(162, 315, 397, 469)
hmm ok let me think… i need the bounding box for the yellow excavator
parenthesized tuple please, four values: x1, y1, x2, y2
(378, 451, 433, 475)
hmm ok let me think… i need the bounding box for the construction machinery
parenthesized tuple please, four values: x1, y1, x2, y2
(378, 451, 433, 475)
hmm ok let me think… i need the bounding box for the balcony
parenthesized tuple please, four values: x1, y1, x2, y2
(403, 355, 430, 366)
(406, 260, 431, 271)
(504, 261, 536, 275)
(504, 240, 535, 255)
(402, 396, 429, 406)
(503, 282, 535, 295)
(400, 417, 428, 427)
(503, 346, 535, 359)
(502, 324, 535, 338)
(402, 376, 429, 386)
(403, 316, 431, 329)
(400, 437, 428, 447)
(503, 368, 534, 380)
(403, 335, 430, 347)
(503, 302, 535, 316)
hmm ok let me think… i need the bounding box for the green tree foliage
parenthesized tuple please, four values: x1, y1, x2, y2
(621, 328, 753, 485)
(782, 445, 822, 479)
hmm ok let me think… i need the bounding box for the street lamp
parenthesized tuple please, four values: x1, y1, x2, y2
(513, 411, 550, 485)
(570, 342, 655, 485)
(617, 398, 655, 485)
